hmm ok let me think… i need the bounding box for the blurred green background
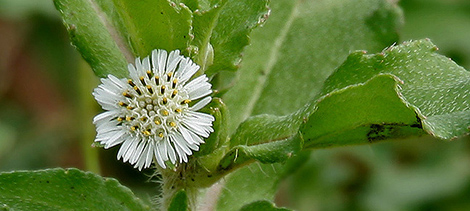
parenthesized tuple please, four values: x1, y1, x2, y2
(0, 0, 469, 210)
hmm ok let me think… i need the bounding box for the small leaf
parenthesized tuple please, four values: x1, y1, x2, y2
(202, 0, 270, 75)
(0, 168, 150, 210)
(240, 200, 291, 211)
(168, 190, 188, 211)
(230, 113, 301, 147)
(217, 134, 302, 172)
(192, 3, 224, 71)
(194, 98, 229, 157)
(113, 0, 192, 57)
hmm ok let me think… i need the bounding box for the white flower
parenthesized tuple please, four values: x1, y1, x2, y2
(93, 49, 215, 170)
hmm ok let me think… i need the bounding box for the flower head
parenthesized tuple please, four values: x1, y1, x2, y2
(93, 49, 214, 170)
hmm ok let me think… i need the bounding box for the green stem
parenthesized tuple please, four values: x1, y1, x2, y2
(78, 59, 101, 174)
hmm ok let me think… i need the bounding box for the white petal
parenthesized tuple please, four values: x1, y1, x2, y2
(182, 113, 213, 135)
(176, 144, 188, 162)
(94, 85, 119, 97)
(174, 57, 189, 77)
(176, 59, 199, 83)
(117, 139, 133, 160)
(93, 89, 120, 109)
(179, 127, 196, 145)
(136, 141, 150, 170)
(108, 75, 127, 89)
(99, 81, 121, 96)
(154, 142, 166, 168)
(160, 139, 169, 162)
(93, 111, 118, 124)
(188, 85, 212, 101)
(166, 140, 177, 164)
(142, 57, 151, 73)
(184, 116, 214, 129)
(128, 63, 140, 81)
(184, 118, 213, 129)
(96, 121, 120, 134)
(96, 128, 121, 140)
(134, 57, 145, 76)
(152, 49, 168, 76)
(130, 140, 146, 164)
(187, 128, 205, 144)
(190, 96, 211, 111)
(172, 144, 184, 163)
(103, 130, 126, 149)
(144, 141, 154, 168)
(187, 110, 215, 122)
(123, 137, 139, 162)
(98, 76, 125, 95)
(184, 75, 208, 90)
(187, 142, 199, 151)
(170, 135, 187, 163)
(182, 120, 210, 137)
(166, 50, 182, 73)
(172, 132, 192, 156)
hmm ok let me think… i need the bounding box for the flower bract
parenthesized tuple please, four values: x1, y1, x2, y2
(93, 49, 214, 170)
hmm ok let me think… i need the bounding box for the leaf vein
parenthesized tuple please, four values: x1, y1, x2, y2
(88, 0, 133, 63)
(240, 0, 301, 122)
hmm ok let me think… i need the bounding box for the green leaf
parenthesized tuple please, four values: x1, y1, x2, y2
(321, 39, 470, 140)
(222, 0, 403, 133)
(202, 0, 270, 75)
(191, 2, 224, 71)
(215, 163, 284, 211)
(217, 134, 302, 173)
(54, 0, 193, 77)
(240, 200, 291, 211)
(302, 74, 425, 148)
(214, 152, 310, 211)
(172, 0, 220, 12)
(221, 38, 470, 179)
(230, 114, 301, 147)
(218, 0, 403, 208)
(226, 39, 470, 166)
(168, 190, 188, 211)
(113, 0, 192, 57)
(195, 98, 229, 157)
(0, 168, 150, 210)
(217, 39, 470, 210)
(54, 0, 130, 77)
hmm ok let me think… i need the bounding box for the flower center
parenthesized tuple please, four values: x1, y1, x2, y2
(116, 70, 191, 140)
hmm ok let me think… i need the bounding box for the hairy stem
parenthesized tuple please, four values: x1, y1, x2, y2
(160, 164, 199, 210)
